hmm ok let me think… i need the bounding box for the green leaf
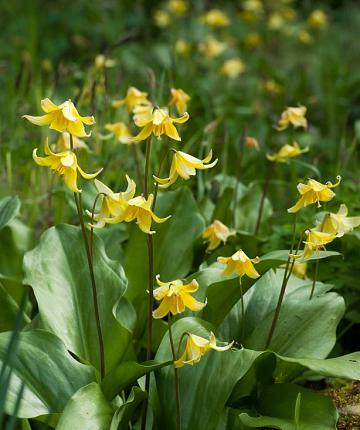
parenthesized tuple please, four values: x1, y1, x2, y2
(0, 283, 30, 332)
(110, 387, 147, 430)
(57, 383, 113, 430)
(0, 196, 20, 231)
(0, 330, 95, 418)
(23, 224, 130, 374)
(239, 383, 338, 430)
(101, 360, 171, 401)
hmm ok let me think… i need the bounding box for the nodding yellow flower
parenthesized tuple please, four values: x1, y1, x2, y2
(308, 10, 328, 29)
(264, 80, 282, 96)
(152, 276, 206, 319)
(175, 38, 191, 55)
(298, 30, 313, 45)
(277, 106, 307, 131)
(319, 204, 360, 238)
(202, 220, 235, 252)
(154, 9, 171, 27)
(112, 86, 151, 112)
(104, 194, 170, 234)
(299, 229, 336, 260)
(217, 250, 260, 279)
(89, 176, 136, 228)
(174, 332, 233, 368)
(169, 88, 191, 114)
(154, 150, 217, 188)
(167, 0, 187, 15)
(292, 262, 307, 279)
(220, 58, 245, 78)
(245, 136, 259, 150)
(33, 139, 102, 193)
(288, 176, 341, 213)
(56, 133, 89, 152)
(104, 122, 133, 144)
(201, 9, 230, 27)
(23, 98, 95, 137)
(132, 107, 189, 142)
(198, 37, 226, 58)
(267, 142, 309, 163)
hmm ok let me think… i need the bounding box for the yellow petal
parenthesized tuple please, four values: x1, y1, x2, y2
(132, 123, 153, 142)
(77, 165, 103, 180)
(23, 113, 53, 126)
(152, 299, 171, 319)
(41, 98, 58, 112)
(64, 168, 80, 193)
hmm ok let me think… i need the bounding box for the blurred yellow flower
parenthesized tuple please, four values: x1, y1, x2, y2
(267, 142, 308, 163)
(154, 9, 171, 27)
(133, 107, 189, 142)
(23, 98, 95, 137)
(175, 38, 191, 55)
(175, 332, 233, 368)
(244, 32, 262, 48)
(104, 122, 133, 144)
(152, 276, 206, 319)
(169, 88, 191, 114)
(268, 13, 284, 30)
(218, 250, 260, 279)
(154, 150, 217, 188)
(105, 194, 170, 234)
(288, 177, 341, 213)
(201, 9, 230, 27)
(298, 30, 313, 45)
(264, 80, 282, 96)
(308, 10, 328, 29)
(277, 106, 307, 131)
(89, 176, 136, 228)
(202, 220, 235, 251)
(198, 37, 226, 58)
(167, 0, 187, 15)
(56, 133, 89, 152)
(112, 86, 151, 112)
(245, 136, 259, 150)
(94, 54, 116, 69)
(300, 229, 336, 259)
(220, 58, 245, 78)
(292, 262, 307, 279)
(33, 139, 102, 193)
(320, 204, 360, 237)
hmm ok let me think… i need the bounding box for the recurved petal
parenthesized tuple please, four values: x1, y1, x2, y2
(32, 148, 52, 166)
(23, 113, 53, 126)
(132, 123, 153, 142)
(77, 165, 103, 180)
(182, 294, 207, 312)
(172, 112, 189, 124)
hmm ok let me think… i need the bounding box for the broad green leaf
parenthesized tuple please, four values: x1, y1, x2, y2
(0, 330, 95, 418)
(239, 383, 338, 430)
(110, 387, 147, 430)
(56, 383, 113, 430)
(101, 360, 171, 401)
(124, 188, 205, 332)
(0, 196, 20, 231)
(0, 283, 30, 332)
(23, 224, 130, 374)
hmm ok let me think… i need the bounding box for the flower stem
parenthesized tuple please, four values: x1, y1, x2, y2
(131, 144, 142, 187)
(309, 258, 320, 300)
(239, 277, 245, 342)
(153, 146, 169, 211)
(233, 129, 247, 229)
(168, 315, 181, 430)
(265, 214, 297, 349)
(70, 134, 105, 379)
(254, 161, 272, 236)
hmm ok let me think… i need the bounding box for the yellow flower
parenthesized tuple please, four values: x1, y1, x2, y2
(277, 106, 307, 131)
(292, 262, 307, 279)
(169, 88, 191, 114)
(198, 37, 226, 58)
(217, 250, 260, 279)
(152, 276, 206, 319)
(320, 204, 360, 238)
(201, 9, 230, 27)
(154, 150, 217, 188)
(264, 80, 282, 96)
(174, 332, 233, 368)
(175, 38, 191, 55)
(167, 0, 187, 15)
(202, 220, 235, 251)
(89, 176, 136, 228)
(112, 86, 151, 112)
(308, 10, 328, 29)
(33, 139, 102, 193)
(132, 107, 189, 142)
(23, 98, 95, 137)
(244, 32, 262, 48)
(104, 194, 170, 234)
(220, 58, 245, 78)
(298, 30, 313, 45)
(300, 229, 336, 260)
(104, 122, 133, 144)
(154, 9, 171, 27)
(268, 13, 284, 30)
(94, 54, 116, 69)
(56, 132, 89, 152)
(288, 177, 341, 213)
(245, 136, 259, 150)
(267, 142, 309, 163)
